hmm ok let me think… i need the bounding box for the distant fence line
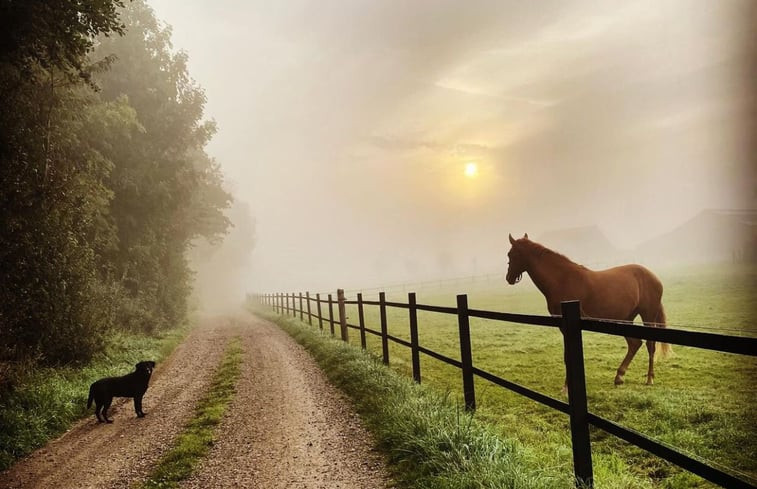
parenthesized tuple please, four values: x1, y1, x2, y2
(315, 265, 628, 297)
(315, 272, 506, 297)
(251, 290, 757, 489)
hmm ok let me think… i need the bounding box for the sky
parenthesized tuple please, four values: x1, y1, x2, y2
(149, 0, 755, 293)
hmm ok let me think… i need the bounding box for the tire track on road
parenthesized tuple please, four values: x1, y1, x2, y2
(181, 314, 392, 489)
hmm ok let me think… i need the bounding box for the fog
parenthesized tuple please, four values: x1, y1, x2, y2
(150, 0, 755, 295)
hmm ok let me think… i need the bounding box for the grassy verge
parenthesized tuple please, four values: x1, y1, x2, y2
(0, 327, 187, 470)
(253, 308, 575, 489)
(140, 336, 243, 489)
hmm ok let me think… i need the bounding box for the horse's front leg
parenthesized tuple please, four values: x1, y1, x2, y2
(615, 337, 642, 385)
(645, 340, 656, 385)
(560, 327, 568, 395)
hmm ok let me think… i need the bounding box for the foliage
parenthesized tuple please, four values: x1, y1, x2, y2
(92, 0, 231, 333)
(0, 0, 231, 365)
(0, 1, 126, 364)
(0, 0, 125, 81)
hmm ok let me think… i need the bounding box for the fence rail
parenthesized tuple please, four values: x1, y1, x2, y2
(253, 290, 757, 489)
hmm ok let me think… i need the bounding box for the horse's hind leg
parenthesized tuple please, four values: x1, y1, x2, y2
(641, 308, 662, 385)
(645, 340, 656, 385)
(615, 337, 642, 385)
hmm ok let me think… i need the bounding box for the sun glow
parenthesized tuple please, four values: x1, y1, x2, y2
(464, 162, 479, 178)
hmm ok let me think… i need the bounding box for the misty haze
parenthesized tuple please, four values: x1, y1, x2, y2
(145, 0, 756, 297)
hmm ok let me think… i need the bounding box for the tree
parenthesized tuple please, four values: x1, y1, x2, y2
(93, 0, 231, 332)
(0, 0, 233, 364)
(0, 1, 127, 364)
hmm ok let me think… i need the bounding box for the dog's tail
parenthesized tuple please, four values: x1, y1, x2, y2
(87, 385, 94, 410)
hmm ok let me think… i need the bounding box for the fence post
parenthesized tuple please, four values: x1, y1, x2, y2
(299, 292, 304, 321)
(275, 293, 279, 313)
(306, 292, 312, 326)
(337, 289, 349, 341)
(316, 293, 323, 330)
(408, 292, 421, 383)
(561, 300, 593, 488)
(328, 294, 335, 336)
(292, 292, 297, 317)
(285, 293, 289, 315)
(379, 292, 389, 365)
(357, 293, 367, 350)
(457, 294, 476, 411)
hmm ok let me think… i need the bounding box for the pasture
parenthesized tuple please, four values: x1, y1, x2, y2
(336, 263, 756, 488)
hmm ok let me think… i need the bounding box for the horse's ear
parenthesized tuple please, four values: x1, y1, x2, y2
(509, 233, 515, 245)
(524, 233, 529, 240)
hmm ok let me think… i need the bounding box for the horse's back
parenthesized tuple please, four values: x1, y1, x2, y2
(584, 264, 662, 319)
(595, 263, 662, 293)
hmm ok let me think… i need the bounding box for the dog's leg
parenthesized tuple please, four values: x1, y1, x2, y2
(95, 403, 104, 423)
(134, 396, 146, 417)
(102, 398, 113, 423)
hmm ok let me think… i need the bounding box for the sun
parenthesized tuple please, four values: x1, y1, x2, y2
(464, 162, 479, 178)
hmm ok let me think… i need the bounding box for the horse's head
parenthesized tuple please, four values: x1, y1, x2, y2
(506, 233, 530, 284)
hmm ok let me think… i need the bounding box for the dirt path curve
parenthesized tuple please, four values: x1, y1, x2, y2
(0, 318, 241, 489)
(181, 313, 393, 489)
(0, 314, 393, 489)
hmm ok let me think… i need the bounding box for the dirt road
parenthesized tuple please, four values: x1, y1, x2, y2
(0, 315, 392, 489)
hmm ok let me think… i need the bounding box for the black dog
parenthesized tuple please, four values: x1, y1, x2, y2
(87, 361, 155, 423)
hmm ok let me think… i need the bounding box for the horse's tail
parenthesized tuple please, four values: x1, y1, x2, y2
(87, 384, 94, 410)
(655, 305, 673, 359)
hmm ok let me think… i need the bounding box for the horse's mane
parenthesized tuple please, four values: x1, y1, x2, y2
(523, 240, 589, 271)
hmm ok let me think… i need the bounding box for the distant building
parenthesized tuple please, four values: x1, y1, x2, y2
(634, 209, 757, 264)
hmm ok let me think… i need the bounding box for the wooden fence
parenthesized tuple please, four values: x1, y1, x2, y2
(252, 290, 757, 489)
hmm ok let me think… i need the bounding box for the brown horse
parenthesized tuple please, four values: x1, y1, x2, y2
(505, 233, 671, 388)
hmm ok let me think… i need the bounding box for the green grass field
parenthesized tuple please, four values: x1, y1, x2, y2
(297, 263, 756, 488)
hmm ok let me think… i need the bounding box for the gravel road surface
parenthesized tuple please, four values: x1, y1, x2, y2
(0, 314, 392, 489)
